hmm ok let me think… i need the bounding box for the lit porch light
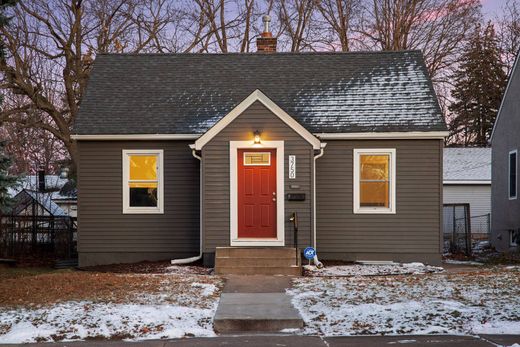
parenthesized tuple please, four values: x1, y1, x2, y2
(253, 130, 261, 145)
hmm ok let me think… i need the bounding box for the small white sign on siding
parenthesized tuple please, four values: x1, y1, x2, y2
(289, 155, 296, 179)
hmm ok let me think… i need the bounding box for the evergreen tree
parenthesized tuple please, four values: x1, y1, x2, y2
(449, 22, 508, 146)
(0, 0, 19, 213)
(0, 141, 18, 213)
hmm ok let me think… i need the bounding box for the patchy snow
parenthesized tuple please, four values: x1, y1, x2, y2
(444, 259, 484, 266)
(165, 265, 213, 275)
(0, 302, 216, 343)
(304, 263, 444, 277)
(191, 282, 218, 296)
(0, 274, 222, 343)
(288, 267, 520, 336)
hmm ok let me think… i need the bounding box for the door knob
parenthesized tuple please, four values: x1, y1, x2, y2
(272, 198, 276, 202)
(272, 192, 276, 196)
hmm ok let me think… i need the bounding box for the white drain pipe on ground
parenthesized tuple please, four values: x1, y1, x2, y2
(312, 143, 326, 269)
(171, 145, 203, 265)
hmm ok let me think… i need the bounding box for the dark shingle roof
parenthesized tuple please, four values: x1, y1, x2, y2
(74, 51, 446, 135)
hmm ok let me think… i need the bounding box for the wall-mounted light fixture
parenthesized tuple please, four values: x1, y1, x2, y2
(254, 130, 261, 145)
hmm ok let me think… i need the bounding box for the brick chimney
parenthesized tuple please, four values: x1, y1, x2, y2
(256, 15, 277, 53)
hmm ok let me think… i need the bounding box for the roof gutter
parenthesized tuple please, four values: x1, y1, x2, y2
(315, 131, 449, 140)
(70, 134, 200, 140)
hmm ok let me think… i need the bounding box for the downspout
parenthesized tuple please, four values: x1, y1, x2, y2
(312, 142, 326, 268)
(171, 145, 203, 265)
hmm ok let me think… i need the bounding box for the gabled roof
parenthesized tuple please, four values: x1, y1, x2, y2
(12, 189, 69, 217)
(8, 175, 77, 201)
(74, 51, 447, 136)
(443, 148, 491, 184)
(194, 90, 321, 150)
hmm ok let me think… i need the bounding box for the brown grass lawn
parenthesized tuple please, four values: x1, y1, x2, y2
(0, 262, 220, 309)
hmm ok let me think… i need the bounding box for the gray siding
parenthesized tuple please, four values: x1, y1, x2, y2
(492, 58, 520, 252)
(316, 139, 443, 264)
(77, 140, 200, 266)
(202, 101, 313, 252)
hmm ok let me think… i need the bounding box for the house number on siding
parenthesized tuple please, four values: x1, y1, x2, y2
(289, 155, 296, 179)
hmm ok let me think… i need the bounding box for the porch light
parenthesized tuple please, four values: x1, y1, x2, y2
(254, 130, 261, 145)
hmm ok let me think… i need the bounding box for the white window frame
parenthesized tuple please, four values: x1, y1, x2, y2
(230, 141, 285, 246)
(509, 150, 517, 200)
(122, 149, 164, 214)
(353, 148, 396, 214)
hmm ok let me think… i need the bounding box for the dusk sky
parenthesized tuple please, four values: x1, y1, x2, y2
(482, 0, 508, 18)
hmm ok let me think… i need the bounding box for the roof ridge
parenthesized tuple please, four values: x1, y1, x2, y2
(96, 50, 423, 57)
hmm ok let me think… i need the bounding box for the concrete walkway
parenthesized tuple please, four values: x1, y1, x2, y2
(213, 275, 303, 333)
(3, 335, 519, 346)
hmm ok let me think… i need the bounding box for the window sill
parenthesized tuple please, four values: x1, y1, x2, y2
(353, 208, 396, 214)
(123, 208, 164, 214)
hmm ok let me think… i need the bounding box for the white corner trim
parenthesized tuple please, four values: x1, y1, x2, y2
(443, 180, 491, 185)
(315, 131, 449, 140)
(491, 48, 520, 142)
(509, 149, 517, 200)
(230, 140, 285, 246)
(194, 90, 321, 150)
(353, 148, 396, 214)
(72, 134, 199, 140)
(122, 149, 164, 214)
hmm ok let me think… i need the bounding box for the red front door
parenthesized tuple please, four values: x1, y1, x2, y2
(237, 149, 277, 238)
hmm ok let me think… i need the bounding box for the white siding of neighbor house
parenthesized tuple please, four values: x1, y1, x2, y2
(443, 184, 491, 234)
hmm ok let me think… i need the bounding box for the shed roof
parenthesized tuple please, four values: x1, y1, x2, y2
(443, 148, 491, 184)
(74, 51, 446, 135)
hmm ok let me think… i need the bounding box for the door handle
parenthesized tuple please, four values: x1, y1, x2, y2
(272, 198, 276, 202)
(272, 192, 276, 196)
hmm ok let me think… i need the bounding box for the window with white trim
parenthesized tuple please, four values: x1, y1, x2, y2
(122, 150, 164, 214)
(353, 149, 396, 214)
(509, 150, 517, 200)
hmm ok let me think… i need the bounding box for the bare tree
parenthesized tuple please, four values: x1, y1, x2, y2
(314, 0, 361, 51)
(498, 0, 520, 74)
(0, 0, 207, 169)
(359, 0, 481, 80)
(273, 0, 317, 52)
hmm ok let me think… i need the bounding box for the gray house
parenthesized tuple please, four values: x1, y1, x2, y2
(491, 51, 520, 252)
(72, 27, 448, 271)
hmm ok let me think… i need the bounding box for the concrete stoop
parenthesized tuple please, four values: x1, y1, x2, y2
(215, 247, 302, 276)
(213, 293, 304, 333)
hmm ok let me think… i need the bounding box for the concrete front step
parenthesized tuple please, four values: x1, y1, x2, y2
(213, 293, 304, 333)
(215, 247, 302, 275)
(216, 247, 297, 258)
(215, 265, 301, 276)
(216, 256, 298, 268)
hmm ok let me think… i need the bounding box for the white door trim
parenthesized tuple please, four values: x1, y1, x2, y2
(230, 140, 285, 246)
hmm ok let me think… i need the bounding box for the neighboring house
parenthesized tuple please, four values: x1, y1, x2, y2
(491, 50, 520, 252)
(8, 173, 78, 218)
(443, 148, 491, 235)
(72, 20, 448, 268)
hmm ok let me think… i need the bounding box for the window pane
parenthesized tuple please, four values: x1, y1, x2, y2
(510, 152, 517, 198)
(360, 181, 389, 207)
(130, 155, 157, 180)
(360, 155, 389, 180)
(244, 152, 270, 165)
(130, 185, 158, 207)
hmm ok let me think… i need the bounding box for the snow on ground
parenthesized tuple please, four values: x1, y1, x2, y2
(288, 266, 520, 336)
(0, 274, 222, 344)
(304, 262, 444, 277)
(443, 259, 484, 266)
